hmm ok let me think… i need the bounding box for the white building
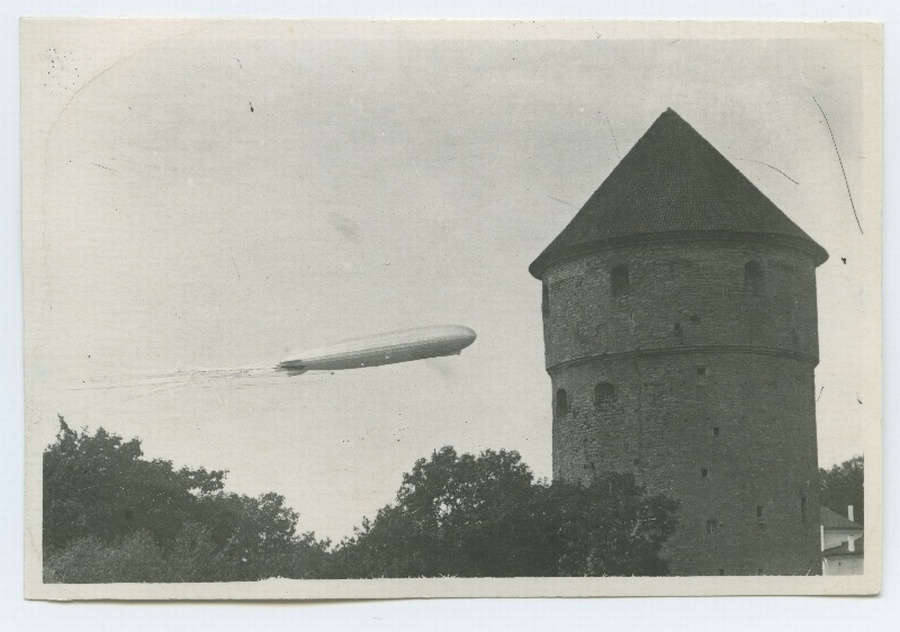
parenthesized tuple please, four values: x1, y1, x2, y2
(821, 506, 863, 576)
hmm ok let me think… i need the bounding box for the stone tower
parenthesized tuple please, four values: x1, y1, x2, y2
(529, 109, 828, 576)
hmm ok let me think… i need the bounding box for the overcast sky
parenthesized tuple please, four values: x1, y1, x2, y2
(23, 21, 881, 541)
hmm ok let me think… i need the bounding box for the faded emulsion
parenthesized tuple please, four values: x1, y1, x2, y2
(530, 109, 827, 576)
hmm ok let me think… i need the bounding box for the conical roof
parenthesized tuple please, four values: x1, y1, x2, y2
(529, 109, 828, 278)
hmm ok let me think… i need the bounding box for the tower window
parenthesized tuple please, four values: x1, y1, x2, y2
(756, 505, 764, 520)
(712, 427, 720, 437)
(611, 265, 630, 296)
(696, 366, 708, 384)
(594, 382, 616, 408)
(555, 388, 569, 415)
(541, 283, 549, 316)
(745, 260, 764, 293)
(701, 468, 709, 478)
(706, 519, 719, 536)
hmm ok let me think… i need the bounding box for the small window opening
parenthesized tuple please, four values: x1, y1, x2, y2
(594, 382, 616, 408)
(701, 468, 709, 478)
(712, 427, 720, 437)
(745, 260, 764, 293)
(673, 322, 682, 335)
(697, 367, 707, 377)
(756, 505, 764, 519)
(633, 458, 640, 465)
(800, 495, 807, 523)
(611, 265, 630, 296)
(719, 569, 725, 576)
(541, 283, 550, 316)
(555, 388, 569, 416)
(706, 519, 719, 536)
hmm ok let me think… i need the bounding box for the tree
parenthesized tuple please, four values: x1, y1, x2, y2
(819, 455, 864, 525)
(193, 490, 329, 580)
(43, 416, 227, 554)
(43, 416, 329, 582)
(332, 446, 678, 578)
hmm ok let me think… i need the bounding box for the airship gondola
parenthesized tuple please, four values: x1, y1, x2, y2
(277, 325, 476, 375)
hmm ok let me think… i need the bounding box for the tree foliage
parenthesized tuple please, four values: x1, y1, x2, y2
(819, 455, 864, 525)
(43, 417, 329, 582)
(43, 416, 226, 553)
(332, 446, 678, 578)
(44, 418, 680, 581)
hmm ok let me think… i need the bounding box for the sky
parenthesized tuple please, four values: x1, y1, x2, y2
(22, 21, 881, 543)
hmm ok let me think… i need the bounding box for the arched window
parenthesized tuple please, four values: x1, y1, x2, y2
(744, 260, 763, 293)
(555, 388, 569, 415)
(611, 265, 630, 296)
(594, 382, 616, 408)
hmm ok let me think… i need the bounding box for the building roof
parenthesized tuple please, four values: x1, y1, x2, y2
(529, 109, 828, 278)
(821, 507, 864, 531)
(824, 536, 864, 557)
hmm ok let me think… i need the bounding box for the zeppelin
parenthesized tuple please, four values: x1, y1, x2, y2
(277, 325, 477, 375)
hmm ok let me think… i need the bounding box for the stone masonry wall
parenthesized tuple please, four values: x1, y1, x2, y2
(542, 240, 820, 369)
(542, 238, 822, 575)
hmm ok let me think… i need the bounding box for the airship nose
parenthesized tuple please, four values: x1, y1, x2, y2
(461, 327, 477, 345)
(446, 325, 477, 347)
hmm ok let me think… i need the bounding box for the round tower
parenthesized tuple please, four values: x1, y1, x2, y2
(530, 109, 828, 576)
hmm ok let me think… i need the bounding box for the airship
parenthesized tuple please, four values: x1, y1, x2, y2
(277, 325, 477, 375)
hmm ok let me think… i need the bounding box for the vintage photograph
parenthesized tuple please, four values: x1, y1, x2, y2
(22, 20, 881, 599)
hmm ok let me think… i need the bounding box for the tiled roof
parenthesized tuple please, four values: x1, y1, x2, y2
(821, 506, 864, 530)
(529, 109, 828, 278)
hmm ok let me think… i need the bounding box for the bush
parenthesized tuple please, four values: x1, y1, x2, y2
(44, 531, 166, 583)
